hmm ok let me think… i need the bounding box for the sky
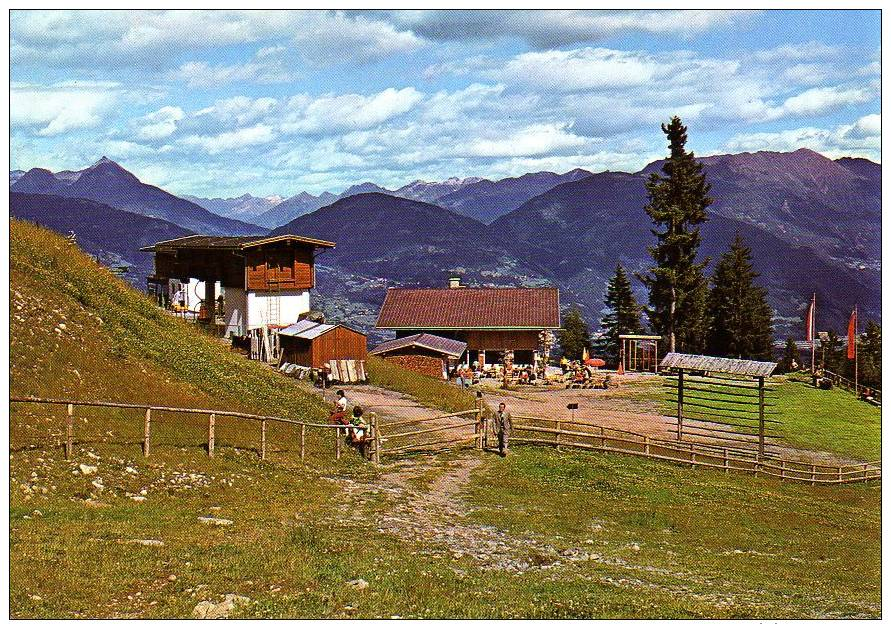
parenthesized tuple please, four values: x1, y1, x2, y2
(10, 9, 881, 198)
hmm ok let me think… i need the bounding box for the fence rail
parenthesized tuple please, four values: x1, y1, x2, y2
(821, 370, 881, 403)
(511, 415, 880, 484)
(10, 396, 376, 463)
(376, 403, 484, 457)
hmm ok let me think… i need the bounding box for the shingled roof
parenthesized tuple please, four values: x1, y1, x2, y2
(659, 352, 777, 377)
(369, 333, 467, 358)
(376, 287, 560, 330)
(140, 234, 335, 252)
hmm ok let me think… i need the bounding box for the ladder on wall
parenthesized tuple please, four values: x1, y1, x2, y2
(266, 279, 282, 327)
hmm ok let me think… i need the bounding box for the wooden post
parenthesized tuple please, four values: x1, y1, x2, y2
(336, 427, 342, 460)
(260, 419, 267, 460)
(599, 426, 605, 448)
(300, 424, 306, 460)
(723, 448, 729, 473)
(370, 412, 380, 464)
(691, 449, 696, 468)
(476, 398, 484, 451)
(811, 463, 817, 485)
(780, 460, 786, 481)
(757, 376, 765, 461)
(143, 408, 151, 457)
(65, 403, 74, 459)
(837, 465, 842, 483)
(556, 419, 562, 450)
(676, 370, 684, 441)
(208, 413, 215, 457)
(644, 436, 650, 456)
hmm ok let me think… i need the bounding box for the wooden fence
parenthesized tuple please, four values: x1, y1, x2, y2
(511, 415, 881, 485)
(10, 396, 377, 463)
(375, 400, 485, 459)
(821, 369, 881, 404)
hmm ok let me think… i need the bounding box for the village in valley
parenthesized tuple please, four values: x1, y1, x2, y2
(8, 9, 882, 621)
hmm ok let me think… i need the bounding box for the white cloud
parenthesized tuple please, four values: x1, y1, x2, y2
(500, 48, 658, 91)
(10, 82, 121, 135)
(281, 87, 424, 135)
(180, 124, 275, 155)
(467, 123, 589, 157)
(724, 114, 880, 160)
(194, 96, 280, 127)
(135, 106, 184, 140)
(12, 10, 425, 71)
(778, 86, 872, 118)
(752, 41, 840, 63)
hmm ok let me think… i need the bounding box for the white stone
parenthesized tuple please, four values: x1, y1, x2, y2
(346, 579, 369, 591)
(79, 464, 98, 475)
(198, 516, 234, 526)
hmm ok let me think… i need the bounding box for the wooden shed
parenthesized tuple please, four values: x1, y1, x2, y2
(278, 319, 367, 369)
(369, 333, 467, 379)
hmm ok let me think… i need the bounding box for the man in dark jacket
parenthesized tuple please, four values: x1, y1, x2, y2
(493, 402, 513, 457)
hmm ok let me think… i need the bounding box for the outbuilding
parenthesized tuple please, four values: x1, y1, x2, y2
(278, 319, 367, 369)
(369, 333, 467, 379)
(375, 278, 560, 366)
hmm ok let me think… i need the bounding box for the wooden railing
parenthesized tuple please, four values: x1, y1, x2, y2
(375, 401, 485, 458)
(821, 370, 881, 403)
(10, 396, 377, 463)
(511, 415, 881, 484)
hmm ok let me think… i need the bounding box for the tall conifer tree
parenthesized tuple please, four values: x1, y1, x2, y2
(708, 235, 774, 359)
(560, 306, 592, 361)
(778, 337, 802, 373)
(599, 264, 643, 364)
(640, 117, 712, 353)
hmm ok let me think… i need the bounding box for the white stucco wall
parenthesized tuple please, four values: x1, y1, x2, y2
(246, 289, 311, 329)
(222, 286, 247, 336)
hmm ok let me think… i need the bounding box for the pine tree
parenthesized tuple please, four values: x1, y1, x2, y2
(708, 234, 774, 359)
(640, 116, 712, 354)
(820, 330, 845, 373)
(859, 320, 881, 389)
(599, 264, 643, 364)
(560, 306, 592, 360)
(778, 337, 802, 374)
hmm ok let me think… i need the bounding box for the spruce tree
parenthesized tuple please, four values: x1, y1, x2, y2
(708, 234, 774, 359)
(820, 330, 845, 373)
(599, 264, 643, 364)
(778, 337, 802, 374)
(860, 321, 881, 388)
(560, 306, 592, 360)
(640, 116, 712, 354)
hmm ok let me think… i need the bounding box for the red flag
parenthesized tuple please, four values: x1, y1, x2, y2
(804, 297, 815, 341)
(847, 308, 857, 359)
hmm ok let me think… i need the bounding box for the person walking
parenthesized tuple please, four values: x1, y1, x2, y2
(493, 402, 512, 457)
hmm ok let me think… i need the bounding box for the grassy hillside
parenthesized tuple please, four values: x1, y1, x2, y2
(8, 220, 881, 618)
(365, 356, 477, 414)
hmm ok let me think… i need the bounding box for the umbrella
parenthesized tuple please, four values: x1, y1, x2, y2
(585, 358, 605, 367)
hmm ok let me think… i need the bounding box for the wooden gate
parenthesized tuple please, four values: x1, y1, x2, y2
(374, 400, 485, 460)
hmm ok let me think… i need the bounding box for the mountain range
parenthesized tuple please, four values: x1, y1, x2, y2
(11, 158, 266, 236)
(9, 149, 881, 339)
(183, 193, 283, 222)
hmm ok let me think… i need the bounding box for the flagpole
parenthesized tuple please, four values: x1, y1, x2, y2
(810, 293, 816, 376)
(854, 304, 858, 396)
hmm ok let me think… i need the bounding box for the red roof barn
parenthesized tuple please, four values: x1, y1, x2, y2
(376, 278, 560, 366)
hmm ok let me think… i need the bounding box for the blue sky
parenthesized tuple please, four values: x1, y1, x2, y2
(10, 10, 880, 198)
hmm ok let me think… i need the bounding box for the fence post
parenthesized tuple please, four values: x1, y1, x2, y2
(65, 403, 74, 459)
(336, 427, 342, 460)
(676, 370, 684, 441)
(780, 460, 786, 481)
(300, 424, 306, 460)
(757, 376, 766, 461)
(370, 412, 380, 464)
(723, 448, 729, 473)
(644, 436, 650, 457)
(556, 419, 562, 450)
(143, 408, 151, 457)
(208, 413, 215, 457)
(837, 465, 842, 483)
(260, 419, 267, 460)
(811, 463, 817, 485)
(599, 426, 605, 448)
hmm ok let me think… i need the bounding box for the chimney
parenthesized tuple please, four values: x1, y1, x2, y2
(448, 276, 461, 289)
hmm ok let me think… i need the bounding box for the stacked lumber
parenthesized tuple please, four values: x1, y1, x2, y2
(327, 359, 367, 383)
